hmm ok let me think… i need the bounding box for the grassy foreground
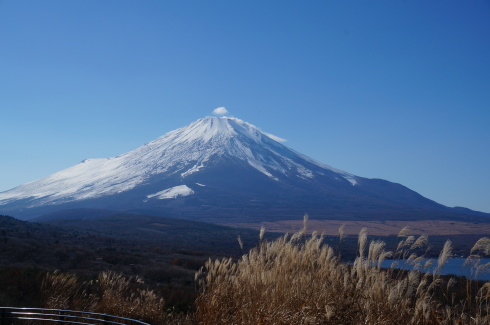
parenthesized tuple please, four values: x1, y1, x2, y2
(42, 217, 490, 324)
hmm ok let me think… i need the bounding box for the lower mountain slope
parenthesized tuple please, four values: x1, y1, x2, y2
(6, 157, 488, 223)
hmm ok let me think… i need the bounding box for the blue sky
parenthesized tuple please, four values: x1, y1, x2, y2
(1, 0, 489, 213)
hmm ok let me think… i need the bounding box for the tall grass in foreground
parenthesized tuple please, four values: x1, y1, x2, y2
(42, 270, 193, 324)
(196, 217, 490, 324)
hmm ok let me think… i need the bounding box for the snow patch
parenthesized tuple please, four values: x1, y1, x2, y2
(147, 185, 194, 200)
(297, 167, 314, 179)
(345, 176, 358, 186)
(262, 131, 286, 143)
(181, 164, 205, 178)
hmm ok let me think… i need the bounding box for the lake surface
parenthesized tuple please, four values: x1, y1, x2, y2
(380, 258, 490, 281)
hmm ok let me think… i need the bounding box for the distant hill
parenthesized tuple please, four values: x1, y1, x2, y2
(35, 209, 260, 254)
(0, 212, 260, 290)
(0, 212, 259, 309)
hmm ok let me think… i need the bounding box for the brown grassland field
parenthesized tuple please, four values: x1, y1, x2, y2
(225, 218, 490, 236)
(19, 215, 488, 325)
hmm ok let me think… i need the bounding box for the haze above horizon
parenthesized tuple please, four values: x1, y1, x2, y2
(0, 1, 489, 213)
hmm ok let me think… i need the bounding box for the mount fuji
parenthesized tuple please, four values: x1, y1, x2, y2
(0, 116, 487, 222)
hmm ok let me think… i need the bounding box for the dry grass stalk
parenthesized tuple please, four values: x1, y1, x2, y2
(42, 270, 81, 309)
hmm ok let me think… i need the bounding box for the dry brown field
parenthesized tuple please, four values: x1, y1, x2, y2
(222, 219, 490, 236)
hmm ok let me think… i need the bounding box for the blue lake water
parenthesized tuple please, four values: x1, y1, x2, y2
(380, 258, 490, 281)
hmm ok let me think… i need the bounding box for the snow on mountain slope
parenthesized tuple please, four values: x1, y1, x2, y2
(0, 116, 356, 208)
(147, 185, 194, 200)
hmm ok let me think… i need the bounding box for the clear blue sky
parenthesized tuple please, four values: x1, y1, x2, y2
(1, 0, 489, 213)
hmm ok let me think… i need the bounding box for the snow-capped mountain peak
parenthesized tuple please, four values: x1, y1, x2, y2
(0, 116, 356, 210)
(156, 116, 282, 145)
(2, 115, 485, 223)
